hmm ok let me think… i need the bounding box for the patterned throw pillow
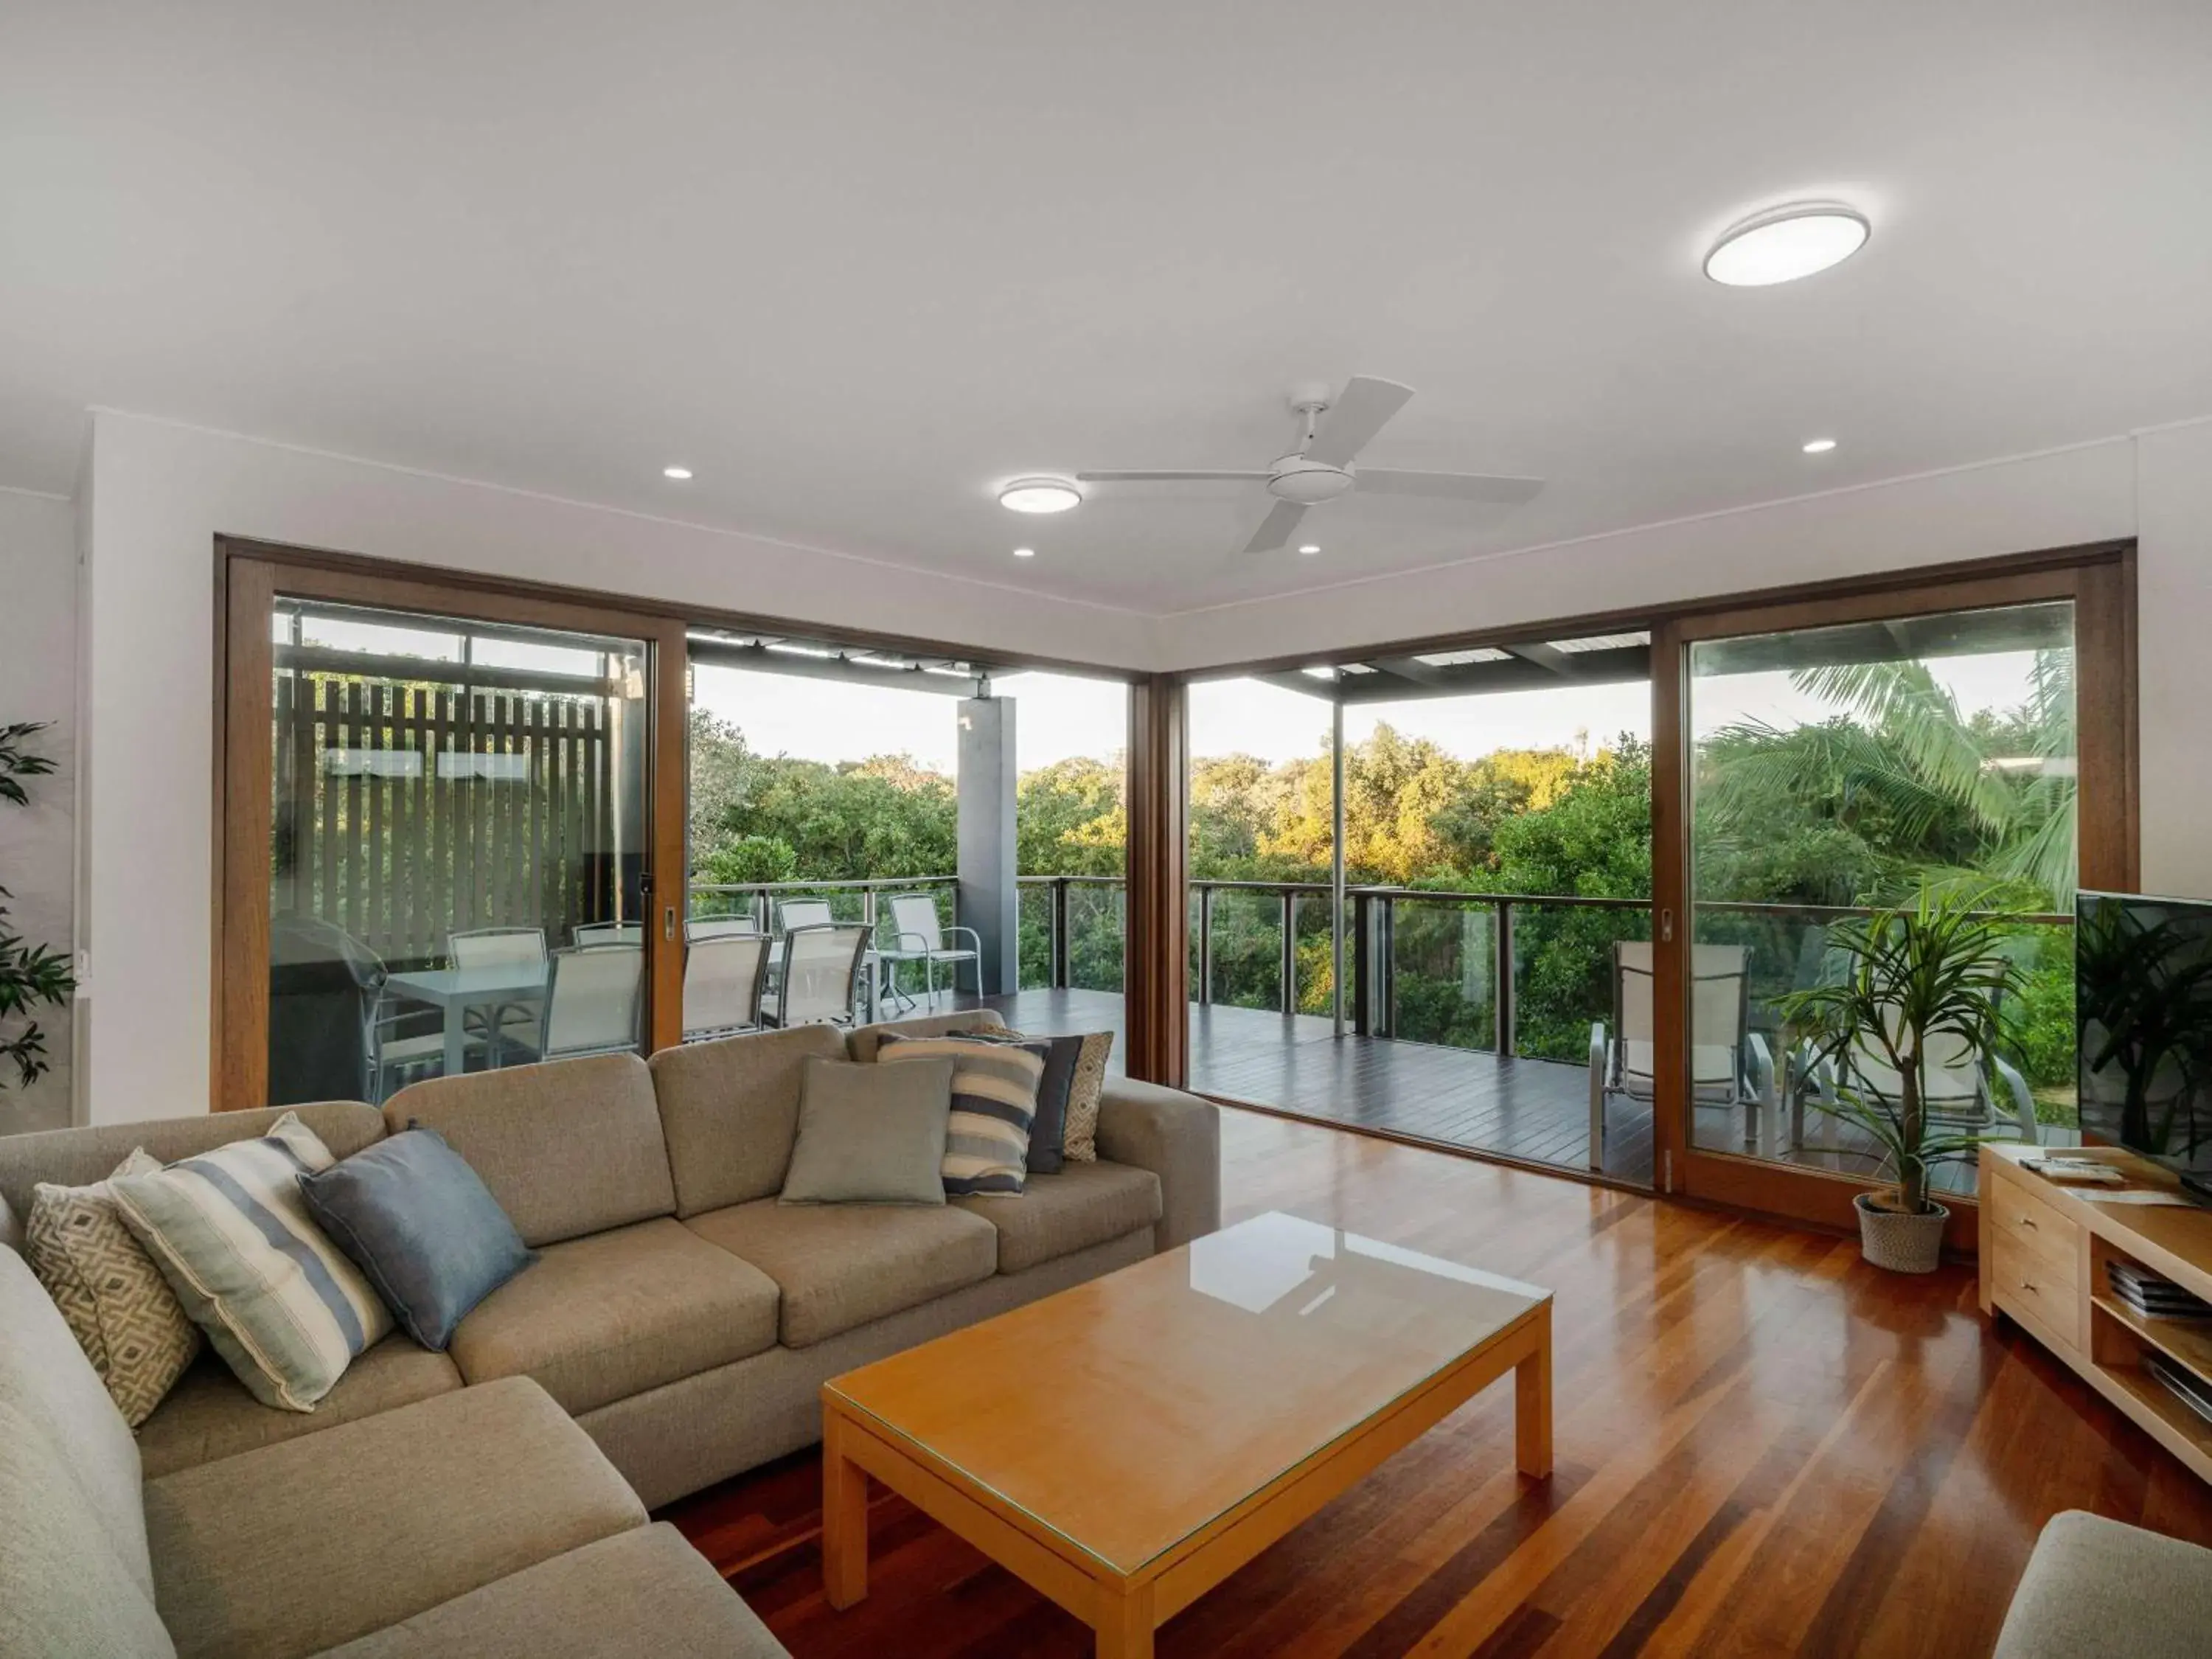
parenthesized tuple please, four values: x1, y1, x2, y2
(25, 1150, 203, 1427)
(877, 1032, 1049, 1197)
(111, 1113, 394, 1412)
(1055, 1031, 1115, 1163)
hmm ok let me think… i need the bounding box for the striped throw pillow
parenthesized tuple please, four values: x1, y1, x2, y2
(111, 1113, 392, 1412)
(877, 1032, 1049, 1197)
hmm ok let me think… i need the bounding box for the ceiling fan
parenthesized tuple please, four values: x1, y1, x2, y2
(1076, 377, 1543, 554)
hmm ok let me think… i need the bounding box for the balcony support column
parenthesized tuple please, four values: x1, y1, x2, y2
(1331, 696, 1346, 1037)
(956, 694, 1019, 997)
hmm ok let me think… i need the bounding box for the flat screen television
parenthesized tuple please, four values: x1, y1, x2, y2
(2076, 890, 2212, 1165)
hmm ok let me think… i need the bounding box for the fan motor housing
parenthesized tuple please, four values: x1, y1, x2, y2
(1267, 455, 1355, 504)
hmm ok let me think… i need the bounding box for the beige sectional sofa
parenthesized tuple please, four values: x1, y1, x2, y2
(0, 1009, 1222, 1658)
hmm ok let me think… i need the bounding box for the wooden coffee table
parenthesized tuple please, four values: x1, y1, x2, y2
(821, 1211, 1553, 1658)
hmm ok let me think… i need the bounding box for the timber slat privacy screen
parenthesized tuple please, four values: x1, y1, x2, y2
(272, 667, 619, 967)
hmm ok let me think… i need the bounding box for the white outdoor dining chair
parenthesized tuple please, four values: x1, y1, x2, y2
(1588, 940, 1776, 1169)
(573, 920, 644, 947)
(877, 892, 982, 1013)
(449, 925, 547, 1058)
(536, 944, 644, 1061)
(762, 924, 871, 1029)
(686, 914, 762, 941)
(682, 933, 772, 1041)
(776, 898, 835, 933)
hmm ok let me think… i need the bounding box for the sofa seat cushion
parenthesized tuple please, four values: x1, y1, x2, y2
(136, 1337, 463, 1480)
(1994, 1510, 2212, 1659)
(146, 1377, 645, 1659)
(448, 1218, 779, 1415)
(685, 1198, 997, 1348)
(953, 1161, 1163, 1274)
(306, 1523, 787, 1659)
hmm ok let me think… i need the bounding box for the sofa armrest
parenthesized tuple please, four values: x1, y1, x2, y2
(1994, 1510, 2212, 1659)
(1095, 1077, 1220, 1253)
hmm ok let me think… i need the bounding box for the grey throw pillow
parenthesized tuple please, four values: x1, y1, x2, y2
(781, 1056, 956, 1206)
(297, 1127, 535, 1352)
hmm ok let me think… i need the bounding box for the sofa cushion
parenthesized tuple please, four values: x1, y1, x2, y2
(877, 1032, 1048, 1197)
(300, 1127, 535, 1349)
(136, 1336, 464, 1480)
(781, 1055, 954, 1206)
(111, 1112, 394, 1412)
(25, 1149, 202, 1425)
(953, 1161, 1163, 1274)
(146, 1377, 646, 1659)
(0, 1101, 386, 1239)
(1994, 1510, 2212, 1659)
(0, 1399, 177, 1659)
(305, 1523, 787, 1659)
(0, 1244, 155, 1593)
(448, 1217, 779, 1415)
(649, 1024, 846, 1215)
(383, 1053, 675, 1248)
(844, 1006, 1007, 1063)
(685, 1197, 997, 1348)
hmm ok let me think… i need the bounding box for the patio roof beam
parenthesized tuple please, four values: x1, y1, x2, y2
(684, 636, 986, 697)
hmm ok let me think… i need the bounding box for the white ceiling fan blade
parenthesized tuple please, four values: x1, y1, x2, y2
(1242, 498, 1307, 554)
(1305, 376, 1414, 466)
(1075, 470, 1270, 484)
(1355, 468, 1545, 504)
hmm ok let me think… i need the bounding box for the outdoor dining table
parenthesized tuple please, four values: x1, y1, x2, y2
(383, 961, 550, 1078)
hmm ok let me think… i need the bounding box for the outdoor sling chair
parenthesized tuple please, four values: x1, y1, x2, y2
(876, 892, 984, 1013)
(1587, 940, 1778, 1170)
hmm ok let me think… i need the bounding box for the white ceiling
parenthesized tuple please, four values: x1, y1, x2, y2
(4, 2, 2210, 616)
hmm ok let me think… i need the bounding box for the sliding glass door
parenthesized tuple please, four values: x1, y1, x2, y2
(1658, 558, 2134, 1227)
(218, 553, 689, 1110)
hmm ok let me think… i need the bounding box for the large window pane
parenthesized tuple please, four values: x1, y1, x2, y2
(1687, 600, 2078, 1198)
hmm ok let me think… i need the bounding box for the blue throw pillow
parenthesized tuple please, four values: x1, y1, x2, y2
(297, 1127, 534, 1351)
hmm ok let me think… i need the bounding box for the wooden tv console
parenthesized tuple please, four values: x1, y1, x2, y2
(1980, 1141, 2212, 1482)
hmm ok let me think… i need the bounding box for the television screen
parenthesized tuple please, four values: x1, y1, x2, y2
(2076, 891, 2212, 1162)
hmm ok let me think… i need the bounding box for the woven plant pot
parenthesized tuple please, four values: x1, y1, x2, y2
(1854, 1192, 1949, 1273)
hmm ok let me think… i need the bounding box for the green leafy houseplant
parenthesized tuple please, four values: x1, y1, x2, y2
(1771, 886, 2025, 1222)
(0, 722, 75, 1089)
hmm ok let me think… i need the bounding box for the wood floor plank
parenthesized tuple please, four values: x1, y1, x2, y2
(666, 1107, 2212, 1657)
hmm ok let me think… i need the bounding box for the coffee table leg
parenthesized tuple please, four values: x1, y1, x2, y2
(1093, 1582, 1155, 1659)
(1515, 1309, 1554, 1479)
(822, 1412, 869, 1609)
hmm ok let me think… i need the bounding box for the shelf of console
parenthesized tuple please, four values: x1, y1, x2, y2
(1980, 1141, 2212, 1484)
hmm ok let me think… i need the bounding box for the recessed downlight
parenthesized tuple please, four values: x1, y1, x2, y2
(998, 477, 1082, 514)
(1298, 543, 1321, 555)
(1802, 437, 1838, 454)
(1705, 204, 1869, 287)
(1012, 546, 1036, 559)
(662, 465, 693, 481)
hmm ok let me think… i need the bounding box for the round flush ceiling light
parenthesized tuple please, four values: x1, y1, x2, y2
(1298, 543, 1321, 555)
(998, 477, 1082, 514)
(1801, 437, 1837, 454)
(662, 465, 693, 481)
(1704, 204, 1869, 287)
(1012, 546, 1036, 559)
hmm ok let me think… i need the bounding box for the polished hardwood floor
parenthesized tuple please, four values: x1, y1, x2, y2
(663, 1107, 2212, 1657)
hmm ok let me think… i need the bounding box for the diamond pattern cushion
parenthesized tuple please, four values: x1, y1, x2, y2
(1056, 1031, 1115, 1162)
(25, 1150, 202, 1427)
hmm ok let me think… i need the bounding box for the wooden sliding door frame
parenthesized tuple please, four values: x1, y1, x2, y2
(1125, 675, 1191, 1087)
(1650, 548, 2138, 1239)
(213, 542, 692, 1108)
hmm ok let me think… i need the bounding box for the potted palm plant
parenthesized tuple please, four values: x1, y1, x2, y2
(1, 722, 74, 1091)
(1771, 887, 2025, 1273)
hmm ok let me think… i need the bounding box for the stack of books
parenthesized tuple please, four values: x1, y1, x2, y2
(2020, 1155, 2126, 1186)
(2107, 1259, 2212, 1321)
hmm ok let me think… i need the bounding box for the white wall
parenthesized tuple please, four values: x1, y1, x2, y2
(72, 409, 2212, 1122)
(0, 487, 80, 1134)
(2135, 421, 2212, 900)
